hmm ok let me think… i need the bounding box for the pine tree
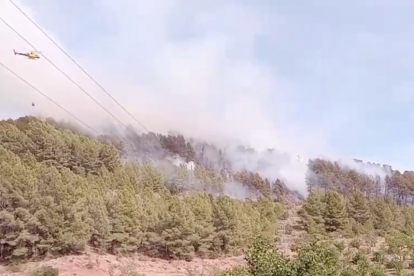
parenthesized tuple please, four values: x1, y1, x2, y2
(324, 190, 347, 232)
(347, 191, 371, 225)
(298, 191, 325, 231)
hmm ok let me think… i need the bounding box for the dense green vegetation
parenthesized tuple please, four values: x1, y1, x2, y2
(221, 191, 414, 275)
(5, 116, 414, 275)
(0, 116, 283, 262)
(219, 189, 414, 275)
(220, 235, 387, 276)
(222, 230, 414, 276)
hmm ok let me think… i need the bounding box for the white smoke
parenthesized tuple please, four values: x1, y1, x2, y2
(0, 0, 395, 199)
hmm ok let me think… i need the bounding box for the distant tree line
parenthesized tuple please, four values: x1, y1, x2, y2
(308, 158, 414, 205)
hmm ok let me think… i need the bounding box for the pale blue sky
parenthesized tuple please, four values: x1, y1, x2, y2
(3, 0, 414, 170)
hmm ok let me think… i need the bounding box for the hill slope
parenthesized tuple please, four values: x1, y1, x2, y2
(0, 116, 284, 262)
(4, 116, 414, 276)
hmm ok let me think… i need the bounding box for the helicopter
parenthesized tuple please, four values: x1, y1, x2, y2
(13, 49, 41, 59)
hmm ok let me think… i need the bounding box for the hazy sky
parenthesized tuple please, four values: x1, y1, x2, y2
(1, 0, 414, 171)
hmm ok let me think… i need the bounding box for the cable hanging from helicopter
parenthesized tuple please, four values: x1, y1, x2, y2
(12, 50, 40, 105)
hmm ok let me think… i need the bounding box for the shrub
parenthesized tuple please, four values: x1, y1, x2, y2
(30, 266, 59, 276)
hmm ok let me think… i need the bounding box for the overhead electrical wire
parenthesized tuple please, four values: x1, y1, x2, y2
(0, 16, 129, 129)
(0, 61, 97, 134)
(7, 0, 151, 133)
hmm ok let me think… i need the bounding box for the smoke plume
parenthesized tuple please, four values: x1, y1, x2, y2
(0, 0, 393, 198)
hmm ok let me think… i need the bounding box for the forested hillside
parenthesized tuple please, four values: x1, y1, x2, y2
(3, 116, 414, 276)
(0, 116, 284, 263)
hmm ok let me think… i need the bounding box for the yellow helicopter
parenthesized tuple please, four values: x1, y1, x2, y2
(13, 49, 41, 59)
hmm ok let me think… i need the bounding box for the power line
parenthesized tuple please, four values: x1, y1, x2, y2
(0, 16, 129, 129)
(0, 61, 97, 134)
(7, 0, 151, 133)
